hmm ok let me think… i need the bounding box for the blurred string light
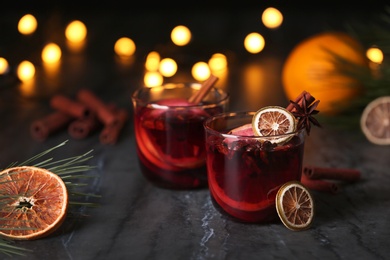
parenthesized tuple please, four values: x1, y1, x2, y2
(65, 20, 87, 52)
(208, 53, 227, 72)
(65, 20, 87, 43)
(18, 14, 37, 35)
(41, 43, 62, 63)
(17, 60, 35, 82)
(7, 10, 282, 88)
(144, 71, 163, 87)
(244, 32, 265, 54)
(261, 7, 283, 29)
(0, 57, 9, 75)
(159, 58, 177, 77)
(208, 53, 228, 87)
(192, 61, 210, 81)
(145, 51, 161, 71)
(41, 43, 61, 76)
(171, 25, 191, 46)
(366, 47, 383, 64)
(114, 37, 136, 57)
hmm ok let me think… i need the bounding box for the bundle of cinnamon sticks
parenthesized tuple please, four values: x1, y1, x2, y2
(301, 166, 361, 194)
(30, 89, 128, 145)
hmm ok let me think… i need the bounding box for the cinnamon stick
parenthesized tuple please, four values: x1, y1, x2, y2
(301, 174, 340, 194)
(188, 74, 219, 104)
(99, 107, 128, 145)
(286, 90, 316, 113)
(77, 89, 116, 125)
(50, 94, 91, 118)
(68, 113, 102, 139)
(303, 166, 361, 182)
(30, 111, 73, 141)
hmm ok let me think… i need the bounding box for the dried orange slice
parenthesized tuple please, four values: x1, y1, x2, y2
(0, 166, 68, 240)
(275, 181, 314, 231)
(360, 96, 390, 145)
(252, 106, 296, 143)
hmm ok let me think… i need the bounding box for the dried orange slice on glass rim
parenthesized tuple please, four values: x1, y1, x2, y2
(360, 96, 390, 145)
(252, 106, 297, 143)
(275, 181, 314, 231)
(0, 166, 68, 240)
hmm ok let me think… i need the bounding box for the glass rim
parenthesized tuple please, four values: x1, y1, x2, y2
(204, 111, 306, 139)
(131, 83, 229, 109)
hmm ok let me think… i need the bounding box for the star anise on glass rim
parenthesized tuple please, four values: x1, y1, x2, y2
(289, 97, 322, 135)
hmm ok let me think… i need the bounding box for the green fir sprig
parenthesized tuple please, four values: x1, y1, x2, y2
(321, 7, 390, 129)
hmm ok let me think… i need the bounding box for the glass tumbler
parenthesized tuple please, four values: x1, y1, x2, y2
(204, 111, 306, 222)
(132, 83, 229, 189)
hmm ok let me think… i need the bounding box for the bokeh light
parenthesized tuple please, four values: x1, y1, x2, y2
(244, 32, 265, 54)
(41, 43, 62, 63)
(261, 7, 283, 29)
(65, 20, 87, 43)
(145, 51, 161, 71)
(192, 62, 210, 81)
(17, 60, 35, 81)
(0, 57, 9, 75)
(208, 53, 228, 72)
(171, 25, 191, 46)
(159, 58, 177, 77)
(114, 37, 136, 57)
(18, 14, 37, 35)
(144, 71, 163, 87)
(366, 47, 383, 64)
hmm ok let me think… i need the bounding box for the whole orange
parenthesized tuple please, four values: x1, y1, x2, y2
(282, 31, 368, 115)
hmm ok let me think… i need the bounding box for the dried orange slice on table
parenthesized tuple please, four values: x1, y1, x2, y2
(276, 181, 314, 231)
(360, 96, 390, 145)
(0, 166, 68, 240)
(252, 106, 297, 143)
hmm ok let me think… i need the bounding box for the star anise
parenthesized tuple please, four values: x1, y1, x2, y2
(289, 97, 322, 135)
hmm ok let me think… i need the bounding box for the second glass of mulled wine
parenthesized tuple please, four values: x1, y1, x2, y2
(203, 111, 306, 222)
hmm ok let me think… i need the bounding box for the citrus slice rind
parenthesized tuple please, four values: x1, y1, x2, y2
(0, 166, 68, 240)
(252, 106, 297, 144)
(275, 181, 314, 231)
(360, 96, 390, 145)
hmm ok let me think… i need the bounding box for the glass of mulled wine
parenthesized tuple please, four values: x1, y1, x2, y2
(203, 111, 306, 222)
(132, 83, 229, 189)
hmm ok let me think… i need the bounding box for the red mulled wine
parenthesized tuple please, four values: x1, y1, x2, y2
(204, 112, 305, 222)
(132, 83, 229, 189)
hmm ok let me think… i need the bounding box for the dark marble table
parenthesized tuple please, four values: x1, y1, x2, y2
(0, 3, 389, 260)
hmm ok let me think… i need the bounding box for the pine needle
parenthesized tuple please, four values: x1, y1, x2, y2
(13, 140, 69, 167)
(0, 238, 32, 256)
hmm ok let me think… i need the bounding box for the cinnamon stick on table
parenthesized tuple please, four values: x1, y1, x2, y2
(99, 107, 128, 145)
(303, 166, 361, 182)
(77, 89, 117, 125)
(68, 113, 102, 140)
(30, 111, 73, 141)
(301, 174, 340, 194)
(50, 94, 91, 118)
